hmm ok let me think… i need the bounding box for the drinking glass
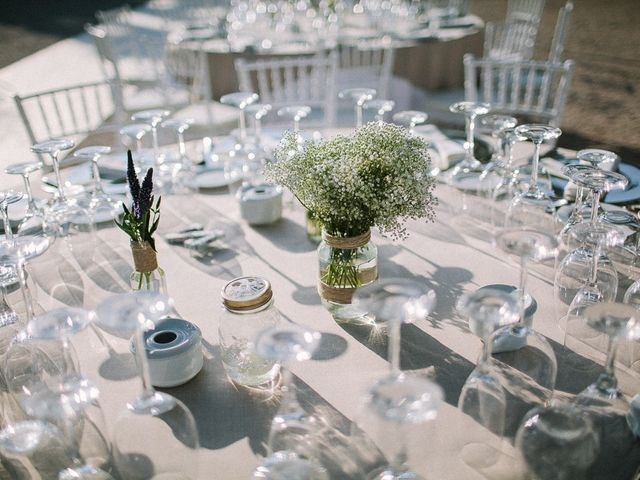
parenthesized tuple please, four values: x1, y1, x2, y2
(4, 161, 47, 236)
(0, 190, 24, 240)
(457, 288, 519, 468)
(338, 88, 377, 128)
(73, 146, 123, 222)
(516, 403, 599, 480)
(254, 324, 322, 456)
(252, 450, 328, 480)
(161, 118, 197, 193)
(221, 91, 260, 146)
(130, 109, 172, 167)
(477, 115, 518, 187)
(392, 110, 428, 135)
(277, 105, 312, 144)
(513, 124, 561, 202)
(95, 292, 199, 479)
(363, 99, 395, 123)
(30, 139, 75, 206)
(490, 127, 523, 229)
(120, 124, 152, 162)
(446, 101, 491, 182)
(491, 228, 558, 434)
(0, 265, 20, 332)
(246, 103, 273, 149)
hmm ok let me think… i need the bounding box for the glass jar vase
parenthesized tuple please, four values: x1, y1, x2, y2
(130, 240, 167, 295)
(218, 276, 281, 386)
(318, 229, 378, 323)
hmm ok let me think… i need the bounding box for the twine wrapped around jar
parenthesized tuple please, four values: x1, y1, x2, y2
(131, 241, 158, 273)
(318, 229, 376, 304)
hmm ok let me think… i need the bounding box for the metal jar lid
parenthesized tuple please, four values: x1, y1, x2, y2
(222, 276, 273, 312)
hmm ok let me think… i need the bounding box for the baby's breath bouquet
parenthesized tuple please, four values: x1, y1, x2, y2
(267, 122, 437, 315)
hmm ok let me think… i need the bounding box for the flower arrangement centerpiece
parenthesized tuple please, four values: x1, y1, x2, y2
(115, 151, 165, 293)
(267, 122, 437, 322)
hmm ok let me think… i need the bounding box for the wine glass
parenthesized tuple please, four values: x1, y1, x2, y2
(30, 139, 75, 206)
(338, 88, 377, 128)
(161, 118, 197, 193)
(130, 109, 171, 167)
(221, 91, 260, 147)
(120, 124, 152, 163)
(0, 190, 24, 240)
(277, 105, 312, 145)
(457, 288, 520, 468)
(0, 265, 20, 332)
(446, 101, 491, 180)
(95, 292, 199, 479)
(246, 103, 273, 150)
(477, 115, 518, 192)
(364, 99, 395, 123)
(491, 228, 559, 435)
(513, 124, 561, 202)
(392, 110, 428, 135)
(4, 161, 47, 236)
(254, 324, 322, 456)
(252, 450, 328, 480)
(490, 127, 523, 229)
(73, 146, 123, 222)
(516, 403, 599, 480)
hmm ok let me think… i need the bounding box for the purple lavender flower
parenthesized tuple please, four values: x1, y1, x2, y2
(127, 150, 140, 207)
(139, 167, 154, 218)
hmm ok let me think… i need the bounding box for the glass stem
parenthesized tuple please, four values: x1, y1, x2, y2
(518, 256, 528, 327)
(528, 142, 540, 195)
(239, 109, 247, 141)
(22, 175, 36, 212)
(356, 104, 363, 128)
(255, 117, 263, 139)
(465, 114, 475, 164)
(134, 326, 156, 400)
(590, 189, 601, 225)
(389, 426, 409, 474)
(61, 337, 76, 374)
(389, 318, 401, 375)
(91, 158, 105, 196)
(151, 124, 160, 163)
(589, 244, 600, 285)
(178, 132, 187, 160)
(16, 259, 34, 322)
(278, 366, 304, 415)
(51, 152, 67, 202)
(597, 337, 619, 392)
(479, 336, 492, 368)
(570, 186, 584, 222)
(293, 118, 300, 133)
(1, 204, 12, 241)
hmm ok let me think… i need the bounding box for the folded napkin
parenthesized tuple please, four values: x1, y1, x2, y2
(413, 124, 466, 171)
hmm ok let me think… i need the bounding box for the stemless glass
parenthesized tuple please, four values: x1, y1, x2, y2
(491, 228, 559, 435)
(73, 146, 123, 223)
(254, 324, 323, 456)
(392, 110, 428, 135)
(516, 403, 599, 480)
(364, 99, 395, 123)
(4, 161, 47, 236)
(95, 292, 199, 479)
(457, 288, 520, 468)
(338, 88, 377, 128)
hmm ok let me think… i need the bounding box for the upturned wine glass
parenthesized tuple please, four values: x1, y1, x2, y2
(221, 91, 260, 147)
(254, 324, 322, 456)
(161, 118, 197, 193)
(73, 146, 123, 222)
(577, 149, 620, 215)
(513, 124, 561, 202)
(490, 128, 523, 229)
(4, 161, 47, 236)
(277, 105, 312, 145)
(516, 403, 599, 480)
(477, 115, 518, 190)
(30, 139, 75, 206)
(246, 103, 273, 150)
(95, 292, 199, 479)
(446, 101, 491, 180)
(491, 228, 559, 435)
(338, 88, 377, 128)
(457, 288, 520, 468)
(364, 99, 395, 123)
(120, 124, 152, 163)
(392, 110, 428, 135)
(131, 109, 171, 167)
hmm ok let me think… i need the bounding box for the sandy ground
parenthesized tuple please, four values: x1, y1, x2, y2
(1, 0, 639, 158)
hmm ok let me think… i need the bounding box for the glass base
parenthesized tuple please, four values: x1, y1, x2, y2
(321, 299, 374, 325)
(129, 391, 177, 416)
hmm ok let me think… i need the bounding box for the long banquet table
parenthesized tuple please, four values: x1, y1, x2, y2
(8, 132, 640, 479)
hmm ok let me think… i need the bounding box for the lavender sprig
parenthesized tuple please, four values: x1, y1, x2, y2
(127, 150, 140, 207)
(139, 168, 154, 219)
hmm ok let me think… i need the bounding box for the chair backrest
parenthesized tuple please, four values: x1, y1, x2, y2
(235, 53, 338, 126)
(548, 1, 574, 63)
(13, 80, 123, 147)
(464, 54, 575, 127)
(506, 0, 545, 25)
(334, 39, 395, 99)
(483, 21, 537, 61)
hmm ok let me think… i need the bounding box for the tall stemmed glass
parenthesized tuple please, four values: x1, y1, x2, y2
(130, 110, 171, 167)
(0, 265, 20, 335)
(161, 118, 197, 193)
(478, 115, 518, 183)
(457, 288, 519, 468)
(31, 139, 75, 206)
(0, 191, 24, 239)
(392, 110, 428, 135)
(513, 124, 561, 201)
(338, 88, 377, 128)
(352, 279, 439, 480)
(221, 91, 259, 147)
(246, 103, 272, 146)
(4, 161, 46, 236)
(364, 99, 395, 123)
(73, 146, 123, 222)
(12, 307, 113, 478)
(120, 124, 152, 162)
(516, 403, 599, 480)
(254, 324, 322, 456)
(277, 105, 312, 144)
(95, 292, 199, 479)
(578, 148, 619, 214)
(446, 101, 490, 177)
(491, 229, 558, 434)
(490, 128, 523, 229)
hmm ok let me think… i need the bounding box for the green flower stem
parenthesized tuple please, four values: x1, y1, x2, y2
(321, 247, 361, 289)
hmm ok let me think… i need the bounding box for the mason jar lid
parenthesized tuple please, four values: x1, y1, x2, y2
(222, 276, 273, 311)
